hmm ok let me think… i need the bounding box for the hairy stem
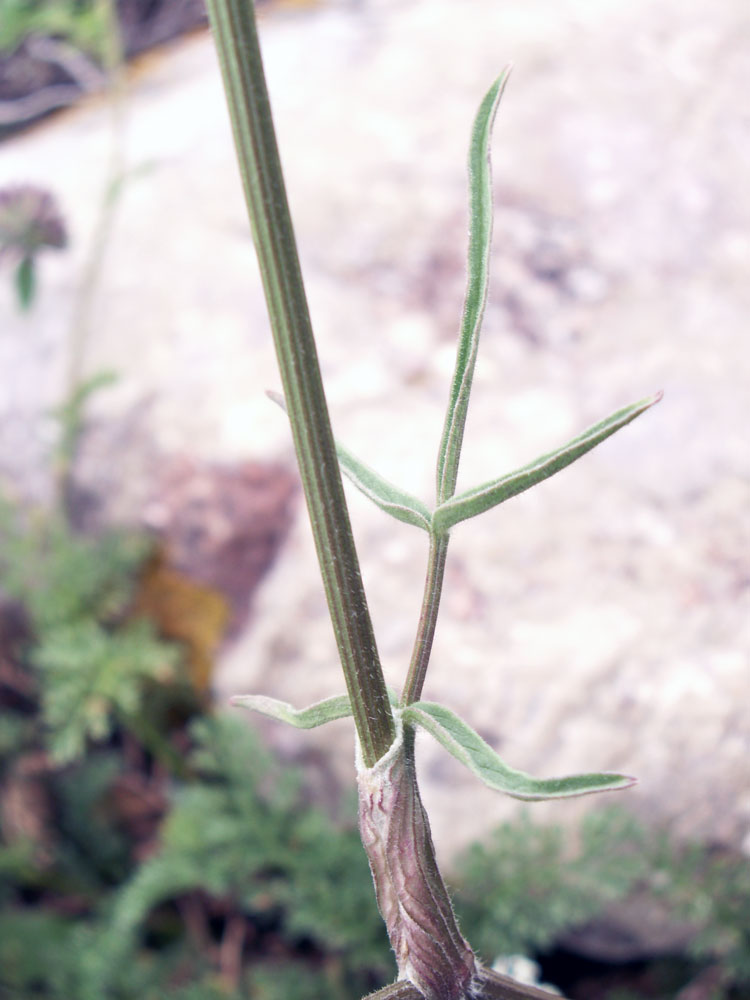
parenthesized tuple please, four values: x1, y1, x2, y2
(205, 0, 394, 766)
(402, 534, 449, 705)
(365, 983, 423, 1000)
(358, 720, 477, 1000)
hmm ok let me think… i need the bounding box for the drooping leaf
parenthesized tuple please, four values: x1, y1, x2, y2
(436, 68, 511, 505)
(432, 392, 662, 534)
(231, 692, 355, 729)
(402, 701, 635, 801)
(268, 390, 431, 531)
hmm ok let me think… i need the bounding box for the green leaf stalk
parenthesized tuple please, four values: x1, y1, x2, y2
(205, 3, 660, 996)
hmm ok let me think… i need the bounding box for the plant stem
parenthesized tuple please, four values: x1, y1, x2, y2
(65, 0, 126, 397)
(402, 534, 449, 705)
(358, 722, 477, 999)
(57, 0, 126, 505)
(205, 0, 395, 766)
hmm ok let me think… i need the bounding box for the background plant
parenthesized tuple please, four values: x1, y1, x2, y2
(0, 183, 68, 309)
(0, 706, 393, 999)
(0, 0, 112, 60)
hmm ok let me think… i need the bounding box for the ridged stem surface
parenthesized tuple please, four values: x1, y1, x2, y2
(205, 0, 394, 766)
(357, 720, 477, 999)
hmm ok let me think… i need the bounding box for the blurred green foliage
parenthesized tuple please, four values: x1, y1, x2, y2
(0, 504, 178, 762)
(0, 503, 148, 631)
(649, 831, 750, 987)
(0, 499, 392, 997)
(0, 0, 110, 58)
(0, 718, 391, 999)
(453, 808, 750, 997)
(454, 807, 649, 961)
(85, 713, 391, 998)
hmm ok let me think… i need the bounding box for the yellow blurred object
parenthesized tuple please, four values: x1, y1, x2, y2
(132, 552, 229, 694)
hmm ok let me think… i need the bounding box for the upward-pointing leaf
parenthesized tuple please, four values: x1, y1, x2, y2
(268, 390, 431, 531)
(402, 700, 635, 801)
(432, 392, 662, 535)
(436, 68, 511, 505)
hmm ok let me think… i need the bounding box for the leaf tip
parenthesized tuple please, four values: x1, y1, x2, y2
(265, 388, 286, 410)
(497, 62, 514, 84)
(487, 64, 512, 111)
(591, 772, 637, 795)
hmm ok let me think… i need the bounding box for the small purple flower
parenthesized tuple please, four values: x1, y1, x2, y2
(0, 184, 67, 260)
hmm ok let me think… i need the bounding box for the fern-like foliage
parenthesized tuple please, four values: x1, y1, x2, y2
(0, 507, 149, 632)
(0, 505, 179, 762)
(648, 833, 750, 986)
(86, 713, 390, 995)
(0, 907, 227, 1000)
(33, 618, 177, 761)
(52, 752, 134, 890)
(453, 808, 649, 961)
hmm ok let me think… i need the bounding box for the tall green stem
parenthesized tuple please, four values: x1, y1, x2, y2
(65, 0, 126, 396)
(205, 0, 394, 766)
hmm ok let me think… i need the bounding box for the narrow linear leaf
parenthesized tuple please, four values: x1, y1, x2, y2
(432, 392, 662, 534)
(402, 701, 635, 801)
(268, 389, 431, 531)
(436, 68, 511, 504)
(232, 687, 400, 730)
(231, 693, 354, 729)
